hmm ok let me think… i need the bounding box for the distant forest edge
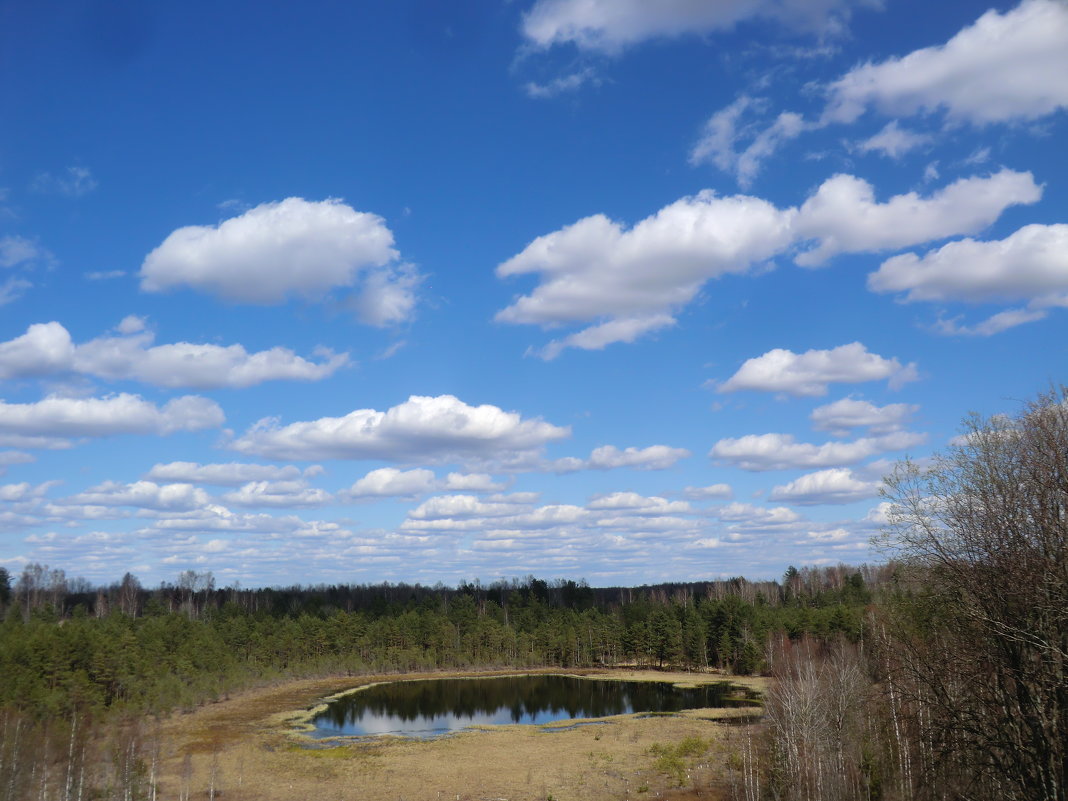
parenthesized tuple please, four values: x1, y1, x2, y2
(0, 562, 877, 717)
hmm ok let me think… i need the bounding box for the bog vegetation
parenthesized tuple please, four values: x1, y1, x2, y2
(0, 388, 1063, 800)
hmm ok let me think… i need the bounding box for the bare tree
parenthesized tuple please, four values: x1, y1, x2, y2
(117, 573, 142, 617)
(881, 387, 1068, 801)
(760, 635, 872, 801)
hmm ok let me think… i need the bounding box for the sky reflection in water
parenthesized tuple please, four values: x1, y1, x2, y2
(311, 675, 745, 738)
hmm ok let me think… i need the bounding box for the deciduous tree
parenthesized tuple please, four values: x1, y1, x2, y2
(882, 387, 1068, 801)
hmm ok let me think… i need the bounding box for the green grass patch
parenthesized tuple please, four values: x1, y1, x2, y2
(647, 736, 710, 786)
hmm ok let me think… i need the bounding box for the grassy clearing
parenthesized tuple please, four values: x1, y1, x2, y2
(155, 668, 767, 801)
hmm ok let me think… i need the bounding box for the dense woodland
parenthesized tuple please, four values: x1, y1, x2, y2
(1, 390, 1064, 801)
(0, 563, 876, 717)
(0, 561, 875, 799)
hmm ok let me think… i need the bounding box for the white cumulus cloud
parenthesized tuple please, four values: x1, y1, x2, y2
(497, 170, 1033, 355)
(552, 444, 690, 473)
(496, 190, 794, 356)
(792, 169, 1041, 267)
(140, 198, 418, 323)
(869, 223, 1068, 305)
(769, 467, 883, 504)
(230, 394, 569, 464)
(870, 223, 1068, 336)
(824, 0, 1068, 125)
(64, 481, 211, 512)
(0, 393, 223, 443)
(710, 430, 924, 471)
(144, 461, 307, 486)
(810, 398, 917, 435)
(442, 472, 506, 492)
(692, 2, 1068, 186)
(587, 492, 691, 514)
(407, 494, 534, 521)
(681, 483, 733, 500)
(345, 467, 438, 498)
(222, 480, 332, 509)
(0, 320, 349, 388)
(718, 343, 918, 397)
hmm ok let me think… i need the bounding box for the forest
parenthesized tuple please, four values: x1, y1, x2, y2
(0, 390, 1064, 801)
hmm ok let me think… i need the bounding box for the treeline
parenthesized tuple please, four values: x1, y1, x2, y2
(0, 562, 879, 719)
(3, 561, 881, 622)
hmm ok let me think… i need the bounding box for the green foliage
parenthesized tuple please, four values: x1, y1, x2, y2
(0, 567, 878, 723)
(648, 736, 709, 786)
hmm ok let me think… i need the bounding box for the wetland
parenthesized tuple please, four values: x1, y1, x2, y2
(311, 673, 755, 738)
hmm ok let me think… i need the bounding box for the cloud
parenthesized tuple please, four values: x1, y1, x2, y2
(586, 444, 690, 470)
(525, 67, 600, 98)
(0, 320, 348, 388)
(521, 0, 869, 52)
(855, 121, 931, 158)
(140, 198, 417, 322)
(0, 278, 31, 306)
(710, 430, 924, 471)
(805, 527, 851, 542)
(31, 166, 98, 197)
(230, 394, 569, 464)
(538, 315, 676, 360)
(552, 444, 690, 472)
(681, 483, 733, 500)
(496, 189, 794, 355)
(0, 322, 74, 379)
(442, 472, 506, 492)
(692, 2, 1068, 185)
(864, 501, 893, 524)
(345, 467, 438, 498)
(792, 169, 1041, 266)
(0, 236, 51, 306)
(869, 223, 1068, 305)
(0, 236, 49, 269)
(64, 481, 211, 511)
(0, 393, 223, 443)
(871, 223, 1068, 336)
(0, 481, 55, 502)
(0, 451, 34, 469)
(587, 492, 691, 514)
(934, 307, 1049, 337)
(497, 170, 1033, 354)
(145, 461, 306, 486)
(769, 467, 883, 504)
(824, 0, 1068, 125)
(221, 480, 332, 509)
(718, 343, 918, 396)
(810, 397, 917, 434)
(346, 264, 421, 327)
(690, 97, 809, 187)
(709, 501, 801, 526)
(406, 494, 535, 521)
(342, 467, 505, 500)
(402, 497, 590, 532)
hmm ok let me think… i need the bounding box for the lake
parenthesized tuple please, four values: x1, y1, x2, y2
(310, 674, 750, 738)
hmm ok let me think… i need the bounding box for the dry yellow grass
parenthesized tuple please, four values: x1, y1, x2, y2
(156, 668, 767, 801)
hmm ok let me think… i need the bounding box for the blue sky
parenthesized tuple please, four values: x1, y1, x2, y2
(1, 0, 1065, 588)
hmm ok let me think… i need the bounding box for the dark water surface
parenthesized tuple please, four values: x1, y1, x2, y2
(310, 674, 749, 738)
